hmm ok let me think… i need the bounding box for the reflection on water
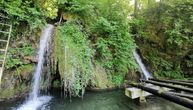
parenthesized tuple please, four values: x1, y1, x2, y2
(0, 90, 189, 110)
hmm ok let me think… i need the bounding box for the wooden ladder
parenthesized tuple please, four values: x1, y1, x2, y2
(0, 22, 12, 84)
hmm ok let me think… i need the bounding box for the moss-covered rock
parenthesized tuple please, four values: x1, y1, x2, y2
(91, 63, 115, 89)
(0, 64, 34, 101)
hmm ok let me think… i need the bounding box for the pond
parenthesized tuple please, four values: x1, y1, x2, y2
(0, 90, 189, 110)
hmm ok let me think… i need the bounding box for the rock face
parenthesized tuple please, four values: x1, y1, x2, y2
(91, 63, 115, 89)
(0, 65, 34, 101)
(23, 56, 38, 63)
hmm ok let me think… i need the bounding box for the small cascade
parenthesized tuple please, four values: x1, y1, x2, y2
(133, 50, 152, 80)
(17, 24, 54, 110)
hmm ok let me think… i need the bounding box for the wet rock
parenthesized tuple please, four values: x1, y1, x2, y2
(91, 63, 115, 89)
(23, 56, 37, 63)
(0, 65, 33, 101)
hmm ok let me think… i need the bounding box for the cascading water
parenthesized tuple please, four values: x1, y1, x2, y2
(133, 50, 152, 80)
(16, 24, 54, 110)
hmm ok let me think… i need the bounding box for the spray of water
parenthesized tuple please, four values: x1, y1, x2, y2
(17, 24, 54, 110)
(133, 50, 152, 80)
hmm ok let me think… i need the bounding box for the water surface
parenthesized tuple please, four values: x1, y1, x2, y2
(0, 90, 188, 110)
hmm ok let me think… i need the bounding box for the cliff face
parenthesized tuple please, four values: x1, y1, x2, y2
(0, 65, 33, 101)
(0, 29, 39, 101)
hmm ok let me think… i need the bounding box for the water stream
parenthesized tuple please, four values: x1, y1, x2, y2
(133, 50, 152, 80)
(16, 24, 54, 110)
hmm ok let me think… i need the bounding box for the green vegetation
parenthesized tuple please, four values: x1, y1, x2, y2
(0, 0, 45, 30)
(131, 0, 193, 79)
(54, 22, 94, 96)
(43, 0, 138, 96)
(1, 0, 193, 99)
(6, 43, 35, 69)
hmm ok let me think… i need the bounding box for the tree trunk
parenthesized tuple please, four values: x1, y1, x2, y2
(134, 0, 138, 17)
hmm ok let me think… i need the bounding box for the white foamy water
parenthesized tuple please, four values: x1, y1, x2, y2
(17, 24, 54, 110)
(133, 50, 152, 80)
(17, 96, 52, 110)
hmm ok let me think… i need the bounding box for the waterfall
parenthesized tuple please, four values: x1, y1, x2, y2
(16, 24, 54, 110)
(133, 50, 152, 80)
